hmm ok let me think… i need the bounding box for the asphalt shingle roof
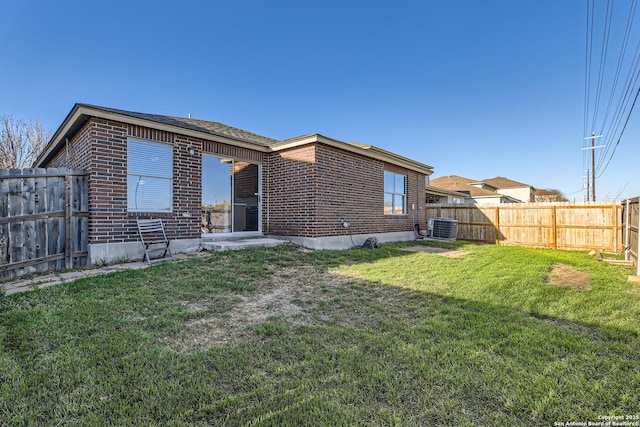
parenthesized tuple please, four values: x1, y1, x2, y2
(79, 104, 280, 147)
(429, 175, 500, 197)
(482, 176, 532, 189)
(34, 103, 432, 175)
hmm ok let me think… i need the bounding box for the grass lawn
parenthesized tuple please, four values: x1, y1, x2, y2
(1, 241, 639, 426)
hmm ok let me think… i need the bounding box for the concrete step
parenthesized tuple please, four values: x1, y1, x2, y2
(202, 238, 286, 251)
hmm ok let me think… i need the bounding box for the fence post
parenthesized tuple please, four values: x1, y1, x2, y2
(625, 199, 630, 261)
(64, 174, 72, 269)
(613, 204, 618, 253)
(637, 200, 640, 276)
(551, 206, 557, 250)
(494, 206, 500, 245)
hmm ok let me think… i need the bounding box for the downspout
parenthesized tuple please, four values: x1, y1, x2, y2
(414, 173, 427, 238)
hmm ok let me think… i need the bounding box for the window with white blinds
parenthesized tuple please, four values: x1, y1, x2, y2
(127, 138, 173, 212)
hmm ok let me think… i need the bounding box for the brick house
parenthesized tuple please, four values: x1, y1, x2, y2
(429, 175, 527, 205)
(35, 104, 433, 264)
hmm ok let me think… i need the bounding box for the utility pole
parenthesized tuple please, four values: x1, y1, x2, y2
(584, 169, 590, 201)
(591, 133, 596, 201)
(582, 134, 604, 202)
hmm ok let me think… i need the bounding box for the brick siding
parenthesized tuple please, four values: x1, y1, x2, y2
(263, 145, 317, 237)
(44, 118, 261, 245)
(45, 117, 427, 244)
(264, 144, 426, 238)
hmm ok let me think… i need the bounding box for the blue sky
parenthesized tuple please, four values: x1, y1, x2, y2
(2, 1, 639, 201)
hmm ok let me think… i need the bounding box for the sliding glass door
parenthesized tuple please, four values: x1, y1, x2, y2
(201, 155, 260, 235)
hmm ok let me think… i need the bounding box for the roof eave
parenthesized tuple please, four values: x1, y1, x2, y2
(35, 104, 272, 167)
(274, 134, 434, 176)
(35, 103, 86, 167)
(37, 105, 433, 176)
(425, 185, 469, 198)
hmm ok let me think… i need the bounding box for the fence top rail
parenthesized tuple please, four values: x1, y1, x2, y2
(426, 201, 623, 208)
(0, 168, 87, 178)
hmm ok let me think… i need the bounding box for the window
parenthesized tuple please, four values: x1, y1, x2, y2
(127, 138, 173, 212)
(384, 171, 406, 215)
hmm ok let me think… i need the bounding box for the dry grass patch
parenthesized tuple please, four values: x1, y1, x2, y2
(627, 287, 640, 296)
(547, 264, 592, 290)
(167, 265, 364, 353)
(400, 245, 469, 258)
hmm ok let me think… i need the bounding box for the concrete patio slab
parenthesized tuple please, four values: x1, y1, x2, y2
(202, 238, 286, 251)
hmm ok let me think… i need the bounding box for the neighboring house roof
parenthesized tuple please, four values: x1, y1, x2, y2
(430, 175, 525, 202)
(424, 185, 469, 199)
(36, 103, 433, 175)
(482, 176, 533, 189)
(429, 175, 501, 198)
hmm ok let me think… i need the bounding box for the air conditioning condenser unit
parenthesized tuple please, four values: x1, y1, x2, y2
(427, 217, 458, 240)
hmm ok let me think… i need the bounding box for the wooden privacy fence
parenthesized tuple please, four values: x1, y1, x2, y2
(424, 202, 623, 252)
(0, 168, 89, 280)
(622, 197, 640, 273)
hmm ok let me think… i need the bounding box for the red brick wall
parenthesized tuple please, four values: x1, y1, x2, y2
(45, 117, 426, 243)
(44, 118, 262, 245)
(48, 120, 92, 170)
(264, 144, 426, 238)
(263, 145, 317, 237)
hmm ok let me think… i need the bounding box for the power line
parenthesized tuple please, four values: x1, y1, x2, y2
(597, 48, 640, 172)
(583, 0, 594, 200)
(597, 0, 637, 136)
(566, 187, 586, 196)
(590, 0, 615, 131)
(583, 0, 640, 198)
(596, 27, 640, 171)
(596, 80, 640, 178)
(597, 43, 640, 171)
(584, 0, 595, 137)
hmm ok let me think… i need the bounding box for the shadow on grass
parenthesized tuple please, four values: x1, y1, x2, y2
(1, 242, 638, 426)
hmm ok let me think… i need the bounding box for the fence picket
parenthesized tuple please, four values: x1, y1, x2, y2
(0, 168, 88, 280)
(34, 169, 47, 271)
(0, 170, 8, 266)
(23, 169, 37, 274)
(9, 170, 24, 275)
(425, 202, 623, 252)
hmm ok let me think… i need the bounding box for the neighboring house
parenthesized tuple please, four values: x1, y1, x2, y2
(482, 176, 535, 203)
(429, 175, 523, 205)
(35, 104, 433, 264)
(425, 184, 470, 204)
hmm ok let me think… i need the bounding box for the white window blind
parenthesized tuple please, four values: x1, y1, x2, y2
(127, 138, 173, 212)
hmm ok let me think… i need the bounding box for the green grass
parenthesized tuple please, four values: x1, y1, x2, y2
(1, 242, 639, 426)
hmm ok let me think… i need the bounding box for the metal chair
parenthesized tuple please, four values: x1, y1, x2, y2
(136, 218, 174, 265)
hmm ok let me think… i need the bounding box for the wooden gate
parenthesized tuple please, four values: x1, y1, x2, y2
(0, 168, 89, 280)
(622, 197, 640, 274)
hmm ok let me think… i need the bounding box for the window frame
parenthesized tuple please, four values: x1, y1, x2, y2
(126, 138, 174, 213)
(384, 171, 406, 215)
